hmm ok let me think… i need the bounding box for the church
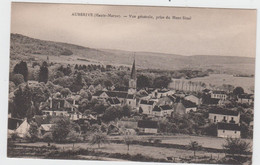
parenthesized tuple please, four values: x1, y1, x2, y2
(92, 59, 137, 109)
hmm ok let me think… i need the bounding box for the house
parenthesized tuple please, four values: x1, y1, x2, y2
(174, 100, 197, 115)
(39, 124, 54, 135)
(156, 95, 176, 106)
(152, 89, 175, 99)
(152, 105, 174, 117)
(137, 120, 158, 134)
(184, 95, 201, 105)
(237, 94, 254, 105)
(210, 91, 227, 101)
(208, 108, 240, 124)
(106, 97, 121, 107)
(42, 110, 69, 116)
(217, 123, 241, 138)
(92, 91, 136, 108)
(42, 110, 84, 121)
(139, 100, 156, 115)
(8, 118, 30, 138)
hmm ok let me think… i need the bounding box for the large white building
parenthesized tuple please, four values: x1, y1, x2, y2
(208, 108, 240, 124)
(210, 91, 227, 101)
(217, 123, 241, 138)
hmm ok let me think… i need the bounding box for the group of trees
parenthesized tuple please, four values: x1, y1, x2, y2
(10, 83, 50, 119)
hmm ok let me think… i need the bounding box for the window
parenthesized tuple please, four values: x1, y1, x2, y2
(235, 131, 237, 134)
(129, 101, 131, 104)
(223, 130, 225, 133)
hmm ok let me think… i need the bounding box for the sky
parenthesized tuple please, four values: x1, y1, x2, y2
(11, 2, 257, 57)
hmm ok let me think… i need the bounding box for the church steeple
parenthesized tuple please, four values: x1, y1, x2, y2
(130, 58, 136, 80)
(128, 55, 137, 95)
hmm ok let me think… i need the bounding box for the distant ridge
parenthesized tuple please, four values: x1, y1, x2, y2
(10, 33, 255, 74)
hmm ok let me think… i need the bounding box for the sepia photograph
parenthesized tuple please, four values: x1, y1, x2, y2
(7, 2, 256, 164)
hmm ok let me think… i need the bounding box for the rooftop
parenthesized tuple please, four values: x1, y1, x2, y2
(217, 123, 240, 131)
(209, 108, 239, 116)
(137, 120, 158, 129)
(212, 91, 226, 95)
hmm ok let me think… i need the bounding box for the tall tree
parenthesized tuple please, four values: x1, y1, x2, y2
(70, 72, 84, 92)
(188, 141, 202, 157)
(13, 84, 32, 119)
(39, 61, 49, 83)
(13, 61, 28, 82)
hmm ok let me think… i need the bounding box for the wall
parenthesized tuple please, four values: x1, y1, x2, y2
(217, 129, 240, 138)
(209, 113, 240, 124)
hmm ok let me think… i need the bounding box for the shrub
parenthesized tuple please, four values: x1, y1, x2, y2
(42, 132, 53, 142)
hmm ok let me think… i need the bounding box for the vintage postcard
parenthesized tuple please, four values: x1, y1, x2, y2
(7, 2, 256, 165)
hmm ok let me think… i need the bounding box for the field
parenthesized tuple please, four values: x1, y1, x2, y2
(9, 134, 253, 162)
(170, 74, 254, 93)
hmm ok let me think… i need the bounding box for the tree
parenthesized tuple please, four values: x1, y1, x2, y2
(124, 134, 134, 151)
(9, 81, 16, 93)
(137, 75, 151, 89)
(60, 88, 71, 98)
(13, 85, 32, 119)
(222, 138, 251, 156)
(233, 87, 244, 96)
(27, 122, 39, 142)
(188, 141, 202, 157)
(51, 116, 76, 143)
(10, 74, 24, 86)
(104, 79, 113, 89)
(66, 130, 82, 149)
(89, 132, 109, 148)
(92, 103, 107, 114)
(122, 105, 131, 117)
(102, 106, 122, 122)
(39, 62, 49, 83)
(30, 83, 50, 114)
(13, 61, 28, 82)
(70, 72, 84, 92)
(153, 76, 172, 89)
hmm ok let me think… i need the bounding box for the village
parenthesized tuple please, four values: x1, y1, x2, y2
(7, 55, 254, 164)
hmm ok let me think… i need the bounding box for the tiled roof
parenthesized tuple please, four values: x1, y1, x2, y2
(140, 100, 155, 105)
(93, 91, 134, 99)
(217, 123, 240, 131)
(107, 98, 121, 105)
(181, 100, 197, 108)
(203, 97, 220, 105)
(8, 118, 23, 130)
(92, 91, 105, 96)
(209, 108, 239, 116)
(238, 94, 254, 99)
(138, 120, 158, 129)
(160, 105, 173, 110)
(212, 91, 226, 94)
(152, 105, 173, 111)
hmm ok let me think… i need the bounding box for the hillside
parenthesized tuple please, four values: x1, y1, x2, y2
(10, 33, 255, 74)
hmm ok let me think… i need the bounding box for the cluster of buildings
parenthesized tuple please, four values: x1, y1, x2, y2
(8, 59, 253, 139)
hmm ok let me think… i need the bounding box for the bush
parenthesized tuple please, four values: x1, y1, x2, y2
(42, 132, 53, 142)
(60, 49, 73, 56)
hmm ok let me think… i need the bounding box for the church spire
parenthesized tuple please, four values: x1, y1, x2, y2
(130, 55, 136, 80)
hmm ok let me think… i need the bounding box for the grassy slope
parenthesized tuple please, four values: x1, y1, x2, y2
(10, 33, 255, 74)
